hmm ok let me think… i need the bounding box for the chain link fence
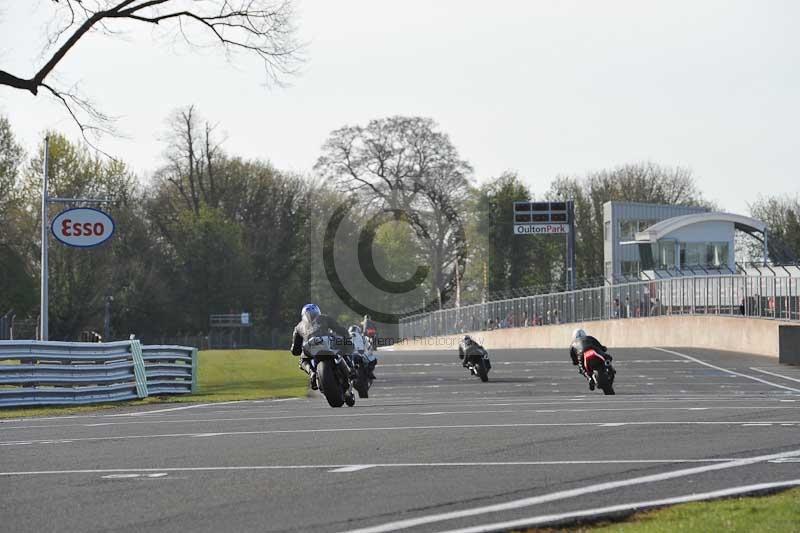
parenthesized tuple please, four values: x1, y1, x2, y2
(399, 274, 800, 339)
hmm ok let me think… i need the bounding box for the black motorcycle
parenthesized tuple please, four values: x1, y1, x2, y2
(305, 336, 356, 407)
(464, 351, 491, 382)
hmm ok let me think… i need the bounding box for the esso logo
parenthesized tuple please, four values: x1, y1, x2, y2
(51, 208, 116, 248)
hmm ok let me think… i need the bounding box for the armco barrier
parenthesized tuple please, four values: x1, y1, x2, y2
(140, 344, 198, 395)
(0, 340, 197, 407)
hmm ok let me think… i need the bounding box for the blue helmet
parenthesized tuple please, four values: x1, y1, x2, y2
(301, 303, 321, 322)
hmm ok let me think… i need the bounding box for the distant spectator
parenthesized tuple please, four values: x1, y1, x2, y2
(613, 299, 620, 319)
(651, 298, 661, 316)
(739, 298, 745, 316)
(624, 297, 631, 319)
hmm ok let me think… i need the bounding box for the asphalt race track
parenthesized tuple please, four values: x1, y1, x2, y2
(2, 347, 800, 532)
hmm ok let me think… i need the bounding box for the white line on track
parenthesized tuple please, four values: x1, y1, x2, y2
(328, 465, 374, 473)
(1, 421, 798, 447)
(436, 479, 800, 533)
(6, 405, 800, 431)
(117, 398, 300, 416)
(749, 367, 800, 384)
(0, 459, 752, 477)
(653, 348, 800, 393)
(344, 448, 800, 533)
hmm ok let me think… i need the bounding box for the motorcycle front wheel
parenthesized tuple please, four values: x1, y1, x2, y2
(317, 359, 345, 407)
(355, 364, 369, 398)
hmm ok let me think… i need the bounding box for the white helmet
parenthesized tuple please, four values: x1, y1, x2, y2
(301, 304, 321, 323)
(572, 328, 587, 340)
(348, 325, 362, 336)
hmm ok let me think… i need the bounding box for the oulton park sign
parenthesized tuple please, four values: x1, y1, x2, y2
(514, 223, 570, 235)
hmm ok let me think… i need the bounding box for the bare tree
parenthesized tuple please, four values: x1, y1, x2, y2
(154, 105, 227, 215)
(0, 1, 302, 140)
(315, 116, 472, 302)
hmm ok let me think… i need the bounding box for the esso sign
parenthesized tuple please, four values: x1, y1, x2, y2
(51, 208, 115, 248)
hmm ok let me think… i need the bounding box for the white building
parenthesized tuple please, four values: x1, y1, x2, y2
(603, 201, 767, 281)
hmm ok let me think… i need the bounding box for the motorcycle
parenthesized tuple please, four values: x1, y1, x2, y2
(349, 328, 376, 399)
(464, 350, 491, 382)
(304, 335, 356, 407)
(581, 348, 616, 395)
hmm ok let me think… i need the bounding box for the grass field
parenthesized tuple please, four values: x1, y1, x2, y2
(0, 349, 307, 419)
(526, 487, 800, 532)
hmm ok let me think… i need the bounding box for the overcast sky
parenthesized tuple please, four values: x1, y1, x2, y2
(1, 0, 798, 214)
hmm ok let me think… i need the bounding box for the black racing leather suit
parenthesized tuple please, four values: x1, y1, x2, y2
(458, 341, 490, 369)
(569, 336, 611, 370)
(291, 315, 352, 375)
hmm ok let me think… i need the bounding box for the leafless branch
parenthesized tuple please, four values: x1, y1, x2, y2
(1, 0, 302, 140)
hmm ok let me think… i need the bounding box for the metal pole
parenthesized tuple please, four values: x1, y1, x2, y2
(567, 199, 576, 291)
(103, 295, 113, 341)
(40, 137, 49, 341)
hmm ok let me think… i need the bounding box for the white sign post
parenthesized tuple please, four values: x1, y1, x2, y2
(39, 137, 114, 341)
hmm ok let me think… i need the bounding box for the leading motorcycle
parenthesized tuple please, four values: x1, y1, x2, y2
(304, 335, 356, 407)
(581, 348, 616, 395)
(464, 350, 491, 382)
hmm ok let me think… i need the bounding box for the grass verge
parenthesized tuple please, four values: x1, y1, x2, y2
(525, 487, 800, 532)
(0, 349, 306, 419)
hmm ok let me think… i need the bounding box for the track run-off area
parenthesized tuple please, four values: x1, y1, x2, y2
(1, 347, 800, 532)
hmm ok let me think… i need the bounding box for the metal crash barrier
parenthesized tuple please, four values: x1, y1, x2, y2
(400, 274, 800, 339)
(0, 340, 197, 408)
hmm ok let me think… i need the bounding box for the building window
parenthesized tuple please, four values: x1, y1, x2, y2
(620, 220, 637, 240)
(658, 241, 676, 268)
(604, 221, 611, 241)
(710, 242, 729, 267)
(679, 242, 730, 268)
(605, 261, 613, 279)
(638, 219, 658, 232)
(620, 219, 659, 240)
(621, 260, 641, 277)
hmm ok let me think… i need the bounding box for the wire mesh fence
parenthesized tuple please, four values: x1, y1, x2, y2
(399, 274, 800, 339)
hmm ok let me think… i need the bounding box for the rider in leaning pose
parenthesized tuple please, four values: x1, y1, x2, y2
(458, 335, 491, 370)
(569, 328, 612, 390)
(290, 304, 352, 389)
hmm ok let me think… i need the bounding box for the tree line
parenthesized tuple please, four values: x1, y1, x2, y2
(0, 111, 797, 343)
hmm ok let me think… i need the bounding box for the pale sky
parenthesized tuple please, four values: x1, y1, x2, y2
(1, 0, 798, 214)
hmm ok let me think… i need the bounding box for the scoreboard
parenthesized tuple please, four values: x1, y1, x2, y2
(513, 201, 570, 235)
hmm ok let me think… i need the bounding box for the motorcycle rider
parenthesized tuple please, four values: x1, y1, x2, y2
(348, 324, 377, 380)
(362, 314, 378, 350)
(290, 304, 353, 390)
(569, 328, 612, 390)
(458, 335, 491, 370)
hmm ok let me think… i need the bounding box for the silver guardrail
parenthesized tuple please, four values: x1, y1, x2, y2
(0, 340, 197, 408)
(399, 274, 800, 339)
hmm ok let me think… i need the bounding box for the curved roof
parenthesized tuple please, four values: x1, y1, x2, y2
(634, 212, 767, 242)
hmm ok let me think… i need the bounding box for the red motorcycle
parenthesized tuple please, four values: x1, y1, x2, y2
(581, 349, 616, 395)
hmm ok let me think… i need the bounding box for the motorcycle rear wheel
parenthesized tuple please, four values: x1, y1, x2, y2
(318, 360, 345, 407)
(595, 369, 615, 395)
(477, 359, 489, 382)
